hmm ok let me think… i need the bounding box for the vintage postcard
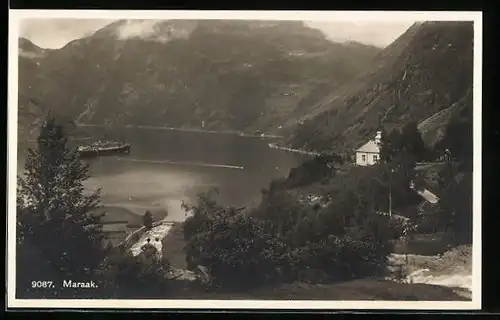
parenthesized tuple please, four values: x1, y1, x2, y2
(7, 10, 482, 310)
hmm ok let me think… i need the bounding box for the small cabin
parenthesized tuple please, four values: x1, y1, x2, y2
(409, 181, 440, 215)
(355, 131, 381, 166)
(416, 188, 440, 214)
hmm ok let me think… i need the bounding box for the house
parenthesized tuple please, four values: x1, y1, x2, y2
(416, 188, 440, 214)
(409, 181, 440, 214)
(355, 131, 382, 166)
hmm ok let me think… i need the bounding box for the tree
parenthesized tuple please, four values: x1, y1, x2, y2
(285, 154, 342, 188)
(435, 114, 473, 170)
(143, 210, 153, 230)
(184, 212, 283, 290)
(255, 188, 310, 240)
(437, 162, 472, 244)
(380, 129, 403, 163)
(96, 247, 171, 298)
(17, 115, 107, 297)
(451, 172, 473, 244)
(381, 123, 430, 164)
(378, 125, 425, 213)
(182, 188, 226, 242)
(400, 121, 429, 162)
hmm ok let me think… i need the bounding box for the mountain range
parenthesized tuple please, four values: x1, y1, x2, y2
(17, 20, 381, 140)
(18, 20, 474, 154)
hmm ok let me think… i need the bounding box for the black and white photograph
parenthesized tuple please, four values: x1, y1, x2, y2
(7, 10, 481, 310)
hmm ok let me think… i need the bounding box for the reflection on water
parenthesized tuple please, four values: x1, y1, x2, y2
(19, 127, 307, 221)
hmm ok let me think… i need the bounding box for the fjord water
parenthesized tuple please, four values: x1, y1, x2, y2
(54, 127, 306, 221)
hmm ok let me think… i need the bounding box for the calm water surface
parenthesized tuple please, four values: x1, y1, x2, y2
(20, 128, 307, 221)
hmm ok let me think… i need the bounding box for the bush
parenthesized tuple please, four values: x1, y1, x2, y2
(96, 247, 171, 298)
(387, 216, 408, 239)
(143, 210, 153, 230)
(182, 180, 394, 291)
(184, 212, 283, 290)
(280, 235, 390, 283)
(285, 154, 342, 188)
(16, 116, 108, 298)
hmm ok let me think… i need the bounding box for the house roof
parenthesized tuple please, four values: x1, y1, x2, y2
(416, 188, 440, 204)
(356, 139, 380, 153)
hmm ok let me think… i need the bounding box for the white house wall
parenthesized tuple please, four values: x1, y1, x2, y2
(356, 152, 379, 166)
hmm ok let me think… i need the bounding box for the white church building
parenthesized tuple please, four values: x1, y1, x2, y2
(355, 131, 382, 166)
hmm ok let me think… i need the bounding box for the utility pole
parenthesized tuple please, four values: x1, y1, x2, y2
(389, 186, 392, 217)
(389, 168, 394, 217)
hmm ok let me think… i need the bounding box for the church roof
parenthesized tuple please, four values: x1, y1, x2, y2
(356, 139, 380, 153)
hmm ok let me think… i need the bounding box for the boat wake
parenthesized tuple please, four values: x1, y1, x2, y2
(116, 157, 244, 170)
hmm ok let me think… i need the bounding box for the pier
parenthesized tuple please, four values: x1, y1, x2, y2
(268, 142, 320, 156)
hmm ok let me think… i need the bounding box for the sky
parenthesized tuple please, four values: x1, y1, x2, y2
(19, 18, 414, 49)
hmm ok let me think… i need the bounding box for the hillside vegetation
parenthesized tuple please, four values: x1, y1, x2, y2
(17, 20, 381, 139)
(18, 39, 48, 142)
(288, 21, 473, 153)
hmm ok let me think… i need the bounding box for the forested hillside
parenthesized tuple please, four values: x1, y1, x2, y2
(288, 21, 473, 153)
(17, 20, 381, 140)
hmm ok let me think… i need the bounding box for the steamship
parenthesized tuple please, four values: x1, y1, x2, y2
(77, 140, 131, 158)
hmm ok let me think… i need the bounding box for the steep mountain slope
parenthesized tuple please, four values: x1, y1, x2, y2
(18, 20, 382, 136)
(18, 38, 48, 141)
(288, 21, 474, 153)
(19, 38, 48, 59)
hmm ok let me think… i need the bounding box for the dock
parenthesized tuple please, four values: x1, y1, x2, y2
(268, 142, 320, 156)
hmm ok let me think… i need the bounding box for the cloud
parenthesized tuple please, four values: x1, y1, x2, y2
(19, 18, 413, 49)
(19, 18, 115, 48)
(305, 21, 414, 47)
(114, 20, 195, 43)
(115, 20, 162, 40)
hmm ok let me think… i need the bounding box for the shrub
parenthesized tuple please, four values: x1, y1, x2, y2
(183, 181, 394, 291)
(184, 212, 283, 290)
(285, 154, 342, 188)
(143, 210, 153, 230)
(96, 247, 171, 298)
(278, 235, 389, 284)
(16, 116, 108, 298)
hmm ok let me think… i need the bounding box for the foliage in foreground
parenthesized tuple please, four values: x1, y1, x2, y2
(96, 246, 171, 298)
(16, 116, 108, 298)
(183, 183, 393, 290)
(16, 115, 171, 298)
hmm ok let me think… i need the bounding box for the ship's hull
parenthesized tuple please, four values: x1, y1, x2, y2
(77, 144, 131, 158)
